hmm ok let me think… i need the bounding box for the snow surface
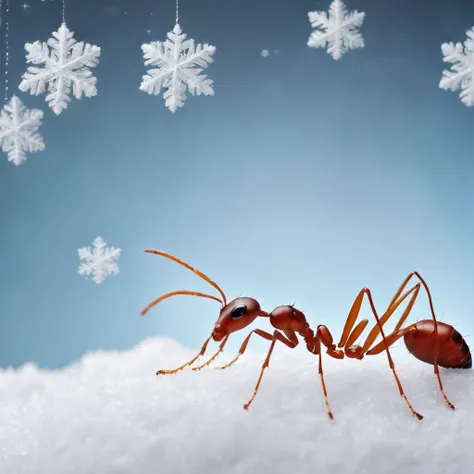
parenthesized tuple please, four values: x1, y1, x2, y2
(1, 337, 473, 474)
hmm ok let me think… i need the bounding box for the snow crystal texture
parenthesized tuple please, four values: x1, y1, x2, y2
(1, 338, 473, 474)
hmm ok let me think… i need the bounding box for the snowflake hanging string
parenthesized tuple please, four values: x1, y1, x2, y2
(18, 23, 101, 115)
(140, 23, 216, 112)
(78, 237, 121, 285)
(439, 27, 474, 107)
(307, 0, 365, 60)
(0, 95, 45, 166)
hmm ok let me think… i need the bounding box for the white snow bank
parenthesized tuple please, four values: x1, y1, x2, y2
(1, 337, 473, 474)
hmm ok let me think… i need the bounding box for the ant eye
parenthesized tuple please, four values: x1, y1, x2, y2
(230, 304, 247, 319)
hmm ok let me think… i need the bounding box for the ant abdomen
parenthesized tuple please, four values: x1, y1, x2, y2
(269, 305, 309, 332)
(404, 320, 472, 369)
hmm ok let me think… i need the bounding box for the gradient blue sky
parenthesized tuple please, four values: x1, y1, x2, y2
(1, 0, 474, 369)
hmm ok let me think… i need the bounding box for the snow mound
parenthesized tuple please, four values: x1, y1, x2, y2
(1, 337, 473, 474)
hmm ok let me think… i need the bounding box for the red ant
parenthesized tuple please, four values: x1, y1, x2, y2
(140, 249, 472, 420)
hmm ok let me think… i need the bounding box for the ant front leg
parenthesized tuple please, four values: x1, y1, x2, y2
(243, 329, 298, 410)
(192, 335, 231, 371)
(156, 335, 224, 375)
(213, 329, 279, 370)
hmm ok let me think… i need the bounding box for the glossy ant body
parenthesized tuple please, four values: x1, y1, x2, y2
(141, 249, 472, 420)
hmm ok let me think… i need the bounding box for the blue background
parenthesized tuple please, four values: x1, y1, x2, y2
(1, 0, 473, 369)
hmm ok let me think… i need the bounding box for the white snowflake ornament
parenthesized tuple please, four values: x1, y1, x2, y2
(440, 27, 474, 106)
(308, 0, 365, 60)
(19, 23, 101, 115)
(0, 95, 45, 166)
(140, 23, 216, 112)
(78, 237, 121, 284)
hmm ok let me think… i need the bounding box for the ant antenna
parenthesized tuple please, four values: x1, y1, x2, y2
(141, 289, 223, 317)
(141, 249, 227, 316)
(144, 249, 227, 306)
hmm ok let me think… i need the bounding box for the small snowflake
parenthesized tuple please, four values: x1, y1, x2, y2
(0, 95, 45, 166)
(19, 23, 101, 115)
(140, 23, 216, 112)
(78, 237, 121, 284)
(307, 0, 365, 60)
(439, 27, 474, 106)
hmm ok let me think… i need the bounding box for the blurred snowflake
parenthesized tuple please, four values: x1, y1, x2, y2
(78, 237, 121, 284)
(307, 0, 365, 60)
(0, 95, 45, 166)
(440, 27, 474, 106)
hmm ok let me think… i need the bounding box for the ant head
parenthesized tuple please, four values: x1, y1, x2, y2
(212, 297, 264, 341)
(141, 250, 268, 342)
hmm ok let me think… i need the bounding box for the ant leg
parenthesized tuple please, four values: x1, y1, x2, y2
(337, 283, 420, 351)
(365, 325, 417, 356)
(314, 329, 334, 420)
(411, 272, 455, 410)
(212, 328, 290, 370)
(358, 288, 423, 420)
(336, 289, 366, 348)
(363, 275, 455, 410)
(361, 283, 421, 352)
(192, 336, 231, 371)
(243, 329, 298, 410)
(156, 334, 218, 375)
(333, 287, 423, 419)
(214, 330, 259, 369)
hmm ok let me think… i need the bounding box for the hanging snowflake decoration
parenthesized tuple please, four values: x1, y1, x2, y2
(307, 0, 365, 60)
(18, 23, 101, 115)
(439, 27, 474, 106)
(140, 23, 216, 112)
(78, 237, 121, 284)
(0, 95, 45, 166)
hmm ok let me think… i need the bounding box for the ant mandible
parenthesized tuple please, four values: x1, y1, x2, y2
(140, 249, 472, 420)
